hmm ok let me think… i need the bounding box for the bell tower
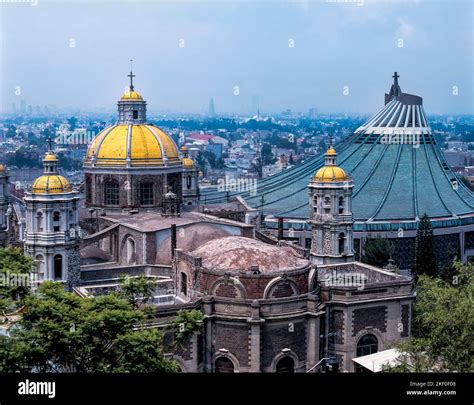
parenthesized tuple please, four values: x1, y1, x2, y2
(24, 148, 81, 289)
(309, 147, 354, 265)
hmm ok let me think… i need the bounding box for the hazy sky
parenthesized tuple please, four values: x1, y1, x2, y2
(0, 0, 472, 114)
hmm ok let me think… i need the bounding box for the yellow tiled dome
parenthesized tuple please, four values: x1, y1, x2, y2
(325, 147, 337, 156)
(43, 152, 58, 162)
(121, 90, 143, 100)
(32, 175, 72, 194)
(314, 166, 348, 182)
(84, 124, 181, 167)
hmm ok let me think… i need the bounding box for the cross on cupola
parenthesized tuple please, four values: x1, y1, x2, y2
(47, 137, 54, 152)
(128, 59, 135, 91)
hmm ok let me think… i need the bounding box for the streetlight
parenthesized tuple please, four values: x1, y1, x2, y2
(88, 208, 95, 233)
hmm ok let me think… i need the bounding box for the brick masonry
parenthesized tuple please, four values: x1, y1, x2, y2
(214, 322, 249, 368)
(261, 320, 307, 369)
(401, 304, 410, 338)
(352, 305, 387, 336)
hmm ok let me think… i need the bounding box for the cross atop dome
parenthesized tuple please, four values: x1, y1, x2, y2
(128, 59, 135, 91)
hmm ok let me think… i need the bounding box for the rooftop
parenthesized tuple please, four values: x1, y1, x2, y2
(191, 236, 309, 273)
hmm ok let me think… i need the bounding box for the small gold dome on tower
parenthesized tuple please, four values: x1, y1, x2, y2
(121, 90, 143, 100)
(314, 146, 348, 182)
(43, 152, 58, 162)
(32, 175, 72, 194)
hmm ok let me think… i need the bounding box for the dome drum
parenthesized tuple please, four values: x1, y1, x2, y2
(84, 172, 182, 211)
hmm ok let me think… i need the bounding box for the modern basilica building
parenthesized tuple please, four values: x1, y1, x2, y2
(200, 73, 474, 269)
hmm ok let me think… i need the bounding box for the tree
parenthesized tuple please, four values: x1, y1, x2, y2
(0, 282, 177, 372)
(0, 248, 35, 313)
(386, 262, 474, 372)
(412, 214, 438, 278)
(289, 153, 294, 165)
(261, 143, 274, 165)
(361, 238, 394, 268)
(171, 309, 203, 348)
(119, 275, 156, 308)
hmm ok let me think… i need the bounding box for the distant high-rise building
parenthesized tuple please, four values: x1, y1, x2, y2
(308, 108, 318, 117)
(27, 105, 33, 115)
(35, 105, 41, 116)
(251, 95, 259, 114)
(11, 103, 16, 115)
(208, 97, 215, 116)
(20, 100, 26, 115)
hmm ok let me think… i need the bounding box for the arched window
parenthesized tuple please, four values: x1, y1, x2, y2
(215, 357, 234, 373)
(36, 212, 43, 232)
(53, 254, 63, 280)
(356, 334, 378, 372)
(357, 334, 378, 357)
(186, 175, 192, 190)
(126, 237, 136, 264)
(181, 272, 188, 296)
(35, 254, 44, 280)
(53, 211, 61, 232)
(140, 182, 154, 205)
(276, 356, 295, 373)
(338, 197, 344, 214)
(338, 233, 345, 254)
(324, 196, 331, 214)
(105, 180, 119, 206)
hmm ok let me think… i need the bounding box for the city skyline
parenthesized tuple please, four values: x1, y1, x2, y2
(0, 0, 473, 115)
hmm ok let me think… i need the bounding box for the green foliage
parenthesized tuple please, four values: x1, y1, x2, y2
(6, 148, 42, 168)
(261, 143, 274, 165)
(268, 134, 297, 151)
(0, 282, 177, 372)
(119, 275, 156, 308)
(171, 309, 203, 346)
(412, 214, 438, 278)
(388, 262, 474, 372)
(0, 248, 35, 313)
(361, 238, 394, 268)
(113, 329, 178, 372)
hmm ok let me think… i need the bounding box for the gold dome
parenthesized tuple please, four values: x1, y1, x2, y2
(43, 152, 58, 162)
(0, 164, 6, 172)
(85, 124, 181, 167)
(314, 166, 347, 182)
(182, 157, 195, 169)
(32, 174, 72, 194)
(121, 90, 143, 100)
(326, 147, 337, 156)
